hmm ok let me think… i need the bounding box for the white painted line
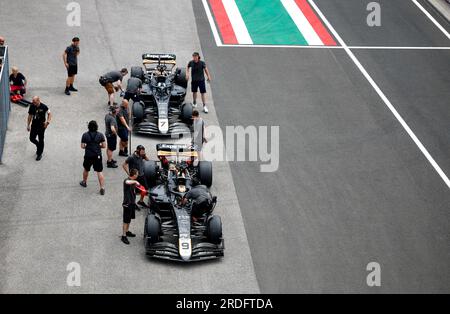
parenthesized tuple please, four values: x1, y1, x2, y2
(281, 0, 324, 45)
(222, 0, 253, 44)
(202, 0, 223, 46)
(412, 0, 450, 40)
(218, 44, 450, 50)
(309, 0, 450, 189)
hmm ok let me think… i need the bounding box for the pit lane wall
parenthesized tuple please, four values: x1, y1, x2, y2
(0, 45, 10, 162)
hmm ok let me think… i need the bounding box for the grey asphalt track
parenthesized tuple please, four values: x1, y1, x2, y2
(0, 0, 259, 293)
(194, 0, 450, 293)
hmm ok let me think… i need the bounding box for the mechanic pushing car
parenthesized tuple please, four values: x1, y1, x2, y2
(99, 68, 128, 106)
(186, 52, 211, 113)
(122, 145, 150, 208)
(123, 76, 142, 102)
(121, 168, 141, 245)
(183, 185, 214, 221)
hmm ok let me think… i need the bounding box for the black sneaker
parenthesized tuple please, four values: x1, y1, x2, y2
(121, 236, 130, 245)
(111, 159, 118, 164)
(126, 231, 136, 237)
(65, 88, 70, 95)
(107, 162, 118, 168)
(36, 154, 42, 161)
(69, 85, 78, 92)
(79, 181, 87, 188)
(100, 188, 105, 195)
(118, 151, 128, 157)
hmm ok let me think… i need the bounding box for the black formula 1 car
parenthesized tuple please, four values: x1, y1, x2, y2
(142, 144, 224, 262)
(130, 53, 193, 136)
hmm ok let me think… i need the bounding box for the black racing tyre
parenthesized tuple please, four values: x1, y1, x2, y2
(206, 215, 222, 245)
(132, 101, 144, 124)
(145, 214, 161, 244)
(131, 66, 144, 80)
(180, 102, 193, 124)
(143, 160, 157, 188)
(175, 67, 188, 89)
(198, 161, 212, 187)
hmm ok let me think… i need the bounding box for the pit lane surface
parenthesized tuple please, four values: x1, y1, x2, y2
(0, 0, 259, 293)
(194, 0, 450, 292)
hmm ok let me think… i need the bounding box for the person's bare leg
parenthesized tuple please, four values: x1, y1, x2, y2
(82, 169, 89, 182)
(109, 93, 115, 105)
(193, 92, 198, 105)
(122, 223, 129, 236)
(107, 149, 113, 162)
(66, 77, 71, 88)
(201, 93, 207, 105)
(97, 172, 105, 189)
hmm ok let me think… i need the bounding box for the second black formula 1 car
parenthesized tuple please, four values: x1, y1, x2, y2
(142, 144, 224, 262)
(131, 53, 193, 136)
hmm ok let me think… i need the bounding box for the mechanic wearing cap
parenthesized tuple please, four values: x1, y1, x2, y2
(105, 105, 119, 168)
(186, 52, 211, 113)
(99, 68, 128, 106)
(121, 168, 140, 245)
(117, 99, 131, 157)
(27, 96, 52, 161)
(123, 76, 142, 103)
(80, 120, 106, 195)
(122, 145, 150, 208)
(63, 37, 80, 95)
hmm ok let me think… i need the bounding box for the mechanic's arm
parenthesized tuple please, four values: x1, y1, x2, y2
(125, 179, 140, 186)
(186, 64, 190, 81)
(27, 114, 32, 132)
(62, 51, 69, 69)
(111, 125, 117, 135)
(205, 67, 211, 82)
(44, 111, 52, 128)
(81, 143, 87, 149)
(119, 116, 130, 131)
(100, 140, 106, 149)
(122, 161, 130, 175)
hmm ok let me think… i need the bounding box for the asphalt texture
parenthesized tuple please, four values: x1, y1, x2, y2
(0, 0, 258, 293)
(194, 0, 450, 293)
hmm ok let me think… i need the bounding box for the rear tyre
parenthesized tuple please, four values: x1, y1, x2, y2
(206, 215, 222, 245)
(198, 161, 212, 187)
(175, 67, 188, 89)
(144, 161, 157, 188)
(145, 214, 161, 245)
(131, 66, 144, 81)
(132, 101, 144, 124)
(180, 102, 193, 124)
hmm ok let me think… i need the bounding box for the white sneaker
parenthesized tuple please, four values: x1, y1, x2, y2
(192, 102, 198, 108)
(203, 105, 209, 113)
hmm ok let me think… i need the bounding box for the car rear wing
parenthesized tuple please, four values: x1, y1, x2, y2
(156, 143, 199, 159)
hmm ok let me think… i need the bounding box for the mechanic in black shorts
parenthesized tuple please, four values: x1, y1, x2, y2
(105, 105, 119, 168)
(124, 76, 142, 102)
(63, 37, 80, 95)
(122, 145, 150, 208)
(186, 52, 211, 113)
(122, 168, 140, 245)
(117, 99, 131, 157)
(80, 120, 106, 195)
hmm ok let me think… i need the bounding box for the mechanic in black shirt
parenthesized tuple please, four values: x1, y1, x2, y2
(124, 77, 142, 102)
(9, 66, 27, 95)
(99, 68, 128, 106)
(80, 120, 107, 195)
(27, 96, 52, 161)
(186, 52, 211, 113)
(63, 37, 80, 95)
(117, 99, 131, 157)
(184, 185, 214, 221)
(122, 168, 141, 245)
(122, 145, 150, 208)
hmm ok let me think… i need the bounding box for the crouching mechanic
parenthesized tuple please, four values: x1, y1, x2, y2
(122, 168, 140, 245)
(99, 68, 128, 106)
(183, 185, 215, 221)
(80, 120, 106, 195)
(122, 145, 150, 208)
